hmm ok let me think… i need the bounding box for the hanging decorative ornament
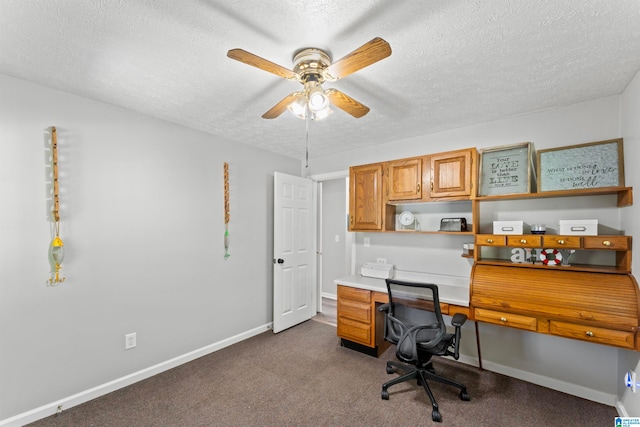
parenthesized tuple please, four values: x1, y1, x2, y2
(48, 126, 66, 285)
(48, 226, 65, 285)
(224, 162, 230, 260)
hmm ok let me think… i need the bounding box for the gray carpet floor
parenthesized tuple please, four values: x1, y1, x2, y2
(29, 319, 618, 426)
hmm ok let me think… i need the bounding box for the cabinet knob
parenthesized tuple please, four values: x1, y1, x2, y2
(557, 239, 565, 245)
(500, 317, 507, 322)
(487, 239, 494, 243)
(602, 240, 612, 247)
(520, 239, 527, 244)
(586, 331, 594, 337)
(417, 183, 421, 192)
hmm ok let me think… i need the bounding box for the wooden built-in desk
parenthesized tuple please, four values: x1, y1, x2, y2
(470, 264, 640, 350)
(334, 273, 472, 358)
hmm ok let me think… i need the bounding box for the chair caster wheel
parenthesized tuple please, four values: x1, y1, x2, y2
(381, 388, 389, 400)
(386, 365, 394, 374)
(431, 409, 442, 422)
(460, 390, 470, 401)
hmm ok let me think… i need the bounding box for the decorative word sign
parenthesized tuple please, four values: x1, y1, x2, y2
(537, 139, 624, 192)
(479, 142, 535, 196)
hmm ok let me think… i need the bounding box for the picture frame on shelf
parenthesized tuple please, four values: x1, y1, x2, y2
(478, 142, 536, 196)
(536, 138, 624, 192)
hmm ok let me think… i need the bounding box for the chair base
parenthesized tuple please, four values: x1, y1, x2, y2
(381, 360, 470, 423)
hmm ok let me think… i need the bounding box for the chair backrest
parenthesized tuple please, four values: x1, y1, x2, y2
(384, 279, 447, 363)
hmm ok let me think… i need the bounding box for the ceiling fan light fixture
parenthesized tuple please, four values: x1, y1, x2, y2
(311, 107, 333, 121)
(287, 93, 308, 118)
(307, 86, 329, 113)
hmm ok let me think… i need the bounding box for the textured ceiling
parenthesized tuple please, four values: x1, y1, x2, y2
(1, 1, 640, 160)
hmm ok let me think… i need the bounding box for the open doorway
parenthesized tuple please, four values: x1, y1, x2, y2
(311, 172, 353, 326)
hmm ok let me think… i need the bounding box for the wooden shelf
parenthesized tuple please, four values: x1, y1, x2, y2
(473, 186, 633, 207)
(391, 229, 474, 235)
(475, 259, 630, 274)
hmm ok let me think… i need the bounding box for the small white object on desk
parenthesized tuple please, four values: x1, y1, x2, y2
(361, 262, 395, 279)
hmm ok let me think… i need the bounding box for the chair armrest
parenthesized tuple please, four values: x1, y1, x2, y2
(451, 313, 467, 328)
(378, 303, 390, 312)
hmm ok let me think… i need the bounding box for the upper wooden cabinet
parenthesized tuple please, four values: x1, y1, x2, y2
(386, 148, 478, 203)
(349, 163, 385, 231)
(387, 157, 423, 201)
(428, 148, 476, 199)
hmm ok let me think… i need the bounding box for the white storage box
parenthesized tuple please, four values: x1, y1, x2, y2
(559, 219, 598, 236)
(493, 221, 525, 235)
(361, 262, 395, 279)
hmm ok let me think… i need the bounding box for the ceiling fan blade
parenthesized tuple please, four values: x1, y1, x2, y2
(325, 37, 391, 80)
(326, 89, 370, 118)
(227, 49, 298, 80)
(262, 92, 299, 119)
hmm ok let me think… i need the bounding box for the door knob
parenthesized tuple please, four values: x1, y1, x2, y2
(276, 258, 285, 264)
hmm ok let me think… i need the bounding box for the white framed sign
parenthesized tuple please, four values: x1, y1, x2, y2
(537, 138, 624, 192)
(478, 142, 536, 196)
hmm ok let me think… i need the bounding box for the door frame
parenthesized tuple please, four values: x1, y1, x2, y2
(309, 170, 352, 313)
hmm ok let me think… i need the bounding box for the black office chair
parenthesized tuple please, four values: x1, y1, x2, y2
(378, 279, 469, 423)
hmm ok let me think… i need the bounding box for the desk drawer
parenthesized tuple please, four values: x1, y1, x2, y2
(338, 285, 371, 303)
(550, 321, 635, 349)
(337, 317, 372, 346)
(582, 236, 630, 250)
(474, 308, 537, 332)
(507, 235, 542, 248)
(338, 298, 371, 323)
(542, 235, 581, 249)
(476, 234, 506, 246)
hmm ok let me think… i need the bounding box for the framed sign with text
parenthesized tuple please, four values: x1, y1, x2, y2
(478, 142, 536, 196)
(536, 138, 624, 192)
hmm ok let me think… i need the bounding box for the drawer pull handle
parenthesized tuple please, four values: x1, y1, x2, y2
(487, 239, 494, 243)
(557, 239, 565, 245)
(602, 240, 612, 247)
(500, 317, 507, 322)
(586, 331, 594, 337)
(520, 239, 527, 244)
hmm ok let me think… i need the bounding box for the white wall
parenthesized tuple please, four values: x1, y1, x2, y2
(0, 74, 299, 423)
(618, 69, 640, 415)
(309, 95, 631, 406)
(319, 179, 349, 298)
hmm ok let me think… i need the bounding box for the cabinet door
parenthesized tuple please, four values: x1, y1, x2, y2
(349, 163, 384, 230)
(388, 157, 422, 201)
(429, 149, 474, 198)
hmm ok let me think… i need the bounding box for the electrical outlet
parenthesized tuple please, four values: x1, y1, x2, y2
(377, 258, 387, 264)
(125, 333, 136, 350)
(364, 237, 370, 247)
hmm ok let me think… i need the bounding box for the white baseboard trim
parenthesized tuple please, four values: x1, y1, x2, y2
(0, 323, 272, 427)
(321, 292, 337, 300)
(480, 359, 618, 407)
(452, 356, 620, 412)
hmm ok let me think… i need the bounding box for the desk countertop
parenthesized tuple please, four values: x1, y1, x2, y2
(334, 271, 470, 307)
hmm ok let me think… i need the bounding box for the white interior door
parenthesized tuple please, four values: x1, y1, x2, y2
(273, 172, 315, 333)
